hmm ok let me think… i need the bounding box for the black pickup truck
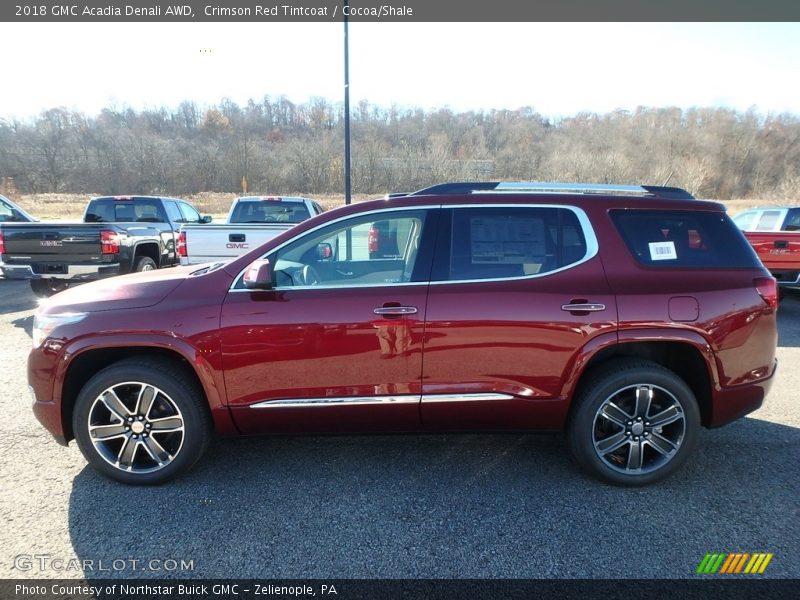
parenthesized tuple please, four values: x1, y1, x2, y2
(0, 195, 211, 296)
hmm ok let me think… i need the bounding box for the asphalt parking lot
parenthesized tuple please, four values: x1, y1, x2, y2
(0, 277, 798, 580)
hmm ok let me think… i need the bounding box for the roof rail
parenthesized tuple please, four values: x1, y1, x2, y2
(410, 182, 695, 200)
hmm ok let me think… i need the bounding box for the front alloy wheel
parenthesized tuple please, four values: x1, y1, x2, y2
(87, 382, 185, 474)
(73, 358, 211, 485)
(568, 359, 700, 486)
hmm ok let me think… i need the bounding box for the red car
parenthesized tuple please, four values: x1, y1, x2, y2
(28, 182, 778, 486)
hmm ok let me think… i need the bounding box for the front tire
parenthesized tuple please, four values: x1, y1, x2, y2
(568, 359, 700, 486)
(72, 358, 211, 485)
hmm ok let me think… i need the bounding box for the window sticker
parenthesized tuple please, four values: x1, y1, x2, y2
(649, 241, 677, 261)
(470, 217, 545, 264)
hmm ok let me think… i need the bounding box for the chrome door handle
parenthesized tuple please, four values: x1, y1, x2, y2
(373, 306, 418, 315)
(561, 303, 606, 312)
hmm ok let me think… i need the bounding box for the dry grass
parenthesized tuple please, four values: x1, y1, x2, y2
(7, 192, 793, 221)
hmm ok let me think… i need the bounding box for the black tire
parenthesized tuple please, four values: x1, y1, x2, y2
(133, 256, 157, 272)
(30, 279, 70, 298)
(72, 357, 212, 485)
(568, 359, 700, 486)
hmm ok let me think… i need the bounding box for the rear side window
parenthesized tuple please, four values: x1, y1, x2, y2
(611, 210, 761, 268)
(448, 207, 588, 281)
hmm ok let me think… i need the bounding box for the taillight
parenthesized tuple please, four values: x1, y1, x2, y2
(177, 231, 187, 257)
(755, 277, 778, 309)
(368, 226, 379, 253)
(0, 231, 5, 255)
(100, 230, 120, 254)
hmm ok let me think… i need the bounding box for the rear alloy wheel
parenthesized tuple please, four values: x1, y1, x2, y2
(134, 256, 157, 272)
(568, 359, 700, 486)
(73, 358, 211, 485)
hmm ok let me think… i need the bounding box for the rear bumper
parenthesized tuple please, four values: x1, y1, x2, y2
(1, 263, 120, 280)
(771, 271, 800, 287)
(709, 360, 777, 428)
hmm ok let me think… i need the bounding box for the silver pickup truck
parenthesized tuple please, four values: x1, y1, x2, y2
(178, 196, 324, 265)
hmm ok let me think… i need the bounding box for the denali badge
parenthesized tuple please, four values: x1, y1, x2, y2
(40, 240, 63, 247)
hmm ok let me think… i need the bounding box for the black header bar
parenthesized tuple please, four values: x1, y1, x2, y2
(2, 0, 800, 22)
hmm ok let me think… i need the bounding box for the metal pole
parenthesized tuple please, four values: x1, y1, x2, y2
(343, 1, 352, 206)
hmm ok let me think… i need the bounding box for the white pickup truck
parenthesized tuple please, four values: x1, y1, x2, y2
(178, 196, 324, 265)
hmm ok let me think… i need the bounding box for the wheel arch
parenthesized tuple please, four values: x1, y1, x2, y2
(564, 331, 717, 427)
(58, 339, 235, 442)
(131, 242, 160, 270)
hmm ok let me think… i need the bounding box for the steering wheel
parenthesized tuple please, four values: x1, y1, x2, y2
(301, 264, 322, 286)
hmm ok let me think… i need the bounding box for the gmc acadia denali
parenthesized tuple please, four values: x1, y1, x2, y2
(28, 182, 778, 486)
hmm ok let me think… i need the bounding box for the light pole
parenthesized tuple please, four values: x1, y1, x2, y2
(343, 1, 352, 205)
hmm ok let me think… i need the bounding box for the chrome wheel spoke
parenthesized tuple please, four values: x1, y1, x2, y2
(599, 402, 629, 428)
(142, 436, 171, 465)
(626, 439, 644, 471)
(647, 432, 678, 456)
(595, 431, 628, 455)
(117, 436, 138, 469)
(149, 416, 183, 432)
(101, 390, 131, 421)
(633, 385, 653, 419)
(649, 405, 683, 427)
(89, 423, 127, 441)
(136, 385, 157, 419)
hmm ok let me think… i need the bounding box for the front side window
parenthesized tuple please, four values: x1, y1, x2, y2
(268, 210, 428, 288)
(179, 202, 201, 224)
(447, 207, 588, 281)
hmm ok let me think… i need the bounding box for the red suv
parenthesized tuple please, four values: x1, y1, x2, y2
(28, 182, 778, 486)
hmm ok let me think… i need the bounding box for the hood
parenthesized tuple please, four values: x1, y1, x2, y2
(39, 266, 198, 315)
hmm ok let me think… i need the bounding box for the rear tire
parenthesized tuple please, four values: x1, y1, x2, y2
(133, 256, 157, 272)
(72, 358, 212, 485)
(568, 359, 700, 486)
(30, 279, 70, 298)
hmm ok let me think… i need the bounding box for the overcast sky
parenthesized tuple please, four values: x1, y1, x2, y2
(1, 22, 799, 120)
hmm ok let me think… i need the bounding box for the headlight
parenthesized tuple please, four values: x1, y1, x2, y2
(32, 312, 88, 348)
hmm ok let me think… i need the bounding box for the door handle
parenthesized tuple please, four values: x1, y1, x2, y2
(229, 233, 246, 243)
(373, 306, 418, 315)
(561, 303, 606, 312)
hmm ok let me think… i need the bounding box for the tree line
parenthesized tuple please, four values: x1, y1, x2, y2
(1, 96, 798, 199)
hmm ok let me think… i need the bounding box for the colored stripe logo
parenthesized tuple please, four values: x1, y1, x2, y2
(696, 553, 773, 574)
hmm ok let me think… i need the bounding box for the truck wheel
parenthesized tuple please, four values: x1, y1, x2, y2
(72, 357, 212, 485)
(568, 359, 700, 486)
(134, 256, 157, 272)
(30, 279, 70, 298)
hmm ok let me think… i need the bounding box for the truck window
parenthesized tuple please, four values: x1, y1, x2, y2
(164, 201, 183, 223)
(230, 201, 311, 224)
(84, 198, 166, 223)
(178, 202, 201, 224)
(755, 210, 782, 231)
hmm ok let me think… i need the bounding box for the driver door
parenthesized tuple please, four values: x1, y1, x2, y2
(220, 208, 437, 434)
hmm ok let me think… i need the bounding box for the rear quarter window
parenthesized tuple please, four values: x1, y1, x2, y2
(611, 210, 761, 269)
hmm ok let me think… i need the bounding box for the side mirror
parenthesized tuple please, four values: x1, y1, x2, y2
(243, 259, 272, 290)
(317, 242, 333, 260)
(200, 215, 213, 224)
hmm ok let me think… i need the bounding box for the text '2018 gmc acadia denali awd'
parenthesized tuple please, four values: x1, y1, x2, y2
(28, 182, 778, 486)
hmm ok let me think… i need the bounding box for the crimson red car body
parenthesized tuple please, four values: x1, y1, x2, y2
(28, 183, 778, 485)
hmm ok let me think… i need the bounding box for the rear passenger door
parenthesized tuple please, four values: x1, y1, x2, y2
(420, 205, 617, 430)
